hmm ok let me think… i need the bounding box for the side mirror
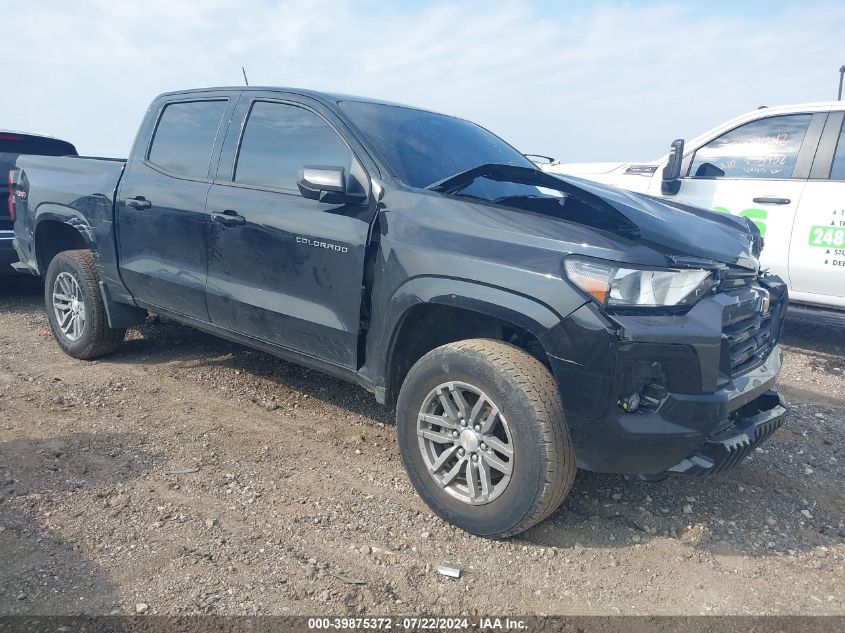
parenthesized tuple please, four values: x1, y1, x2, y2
(661, 139, 685, 195)
(297, 166, 366, 205)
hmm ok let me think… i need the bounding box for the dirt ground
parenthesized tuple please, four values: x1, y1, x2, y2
(0, 276, 843, 616)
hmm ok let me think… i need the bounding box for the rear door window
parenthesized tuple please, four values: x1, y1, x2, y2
(147, 100, 228, 179)
(234, 101, 350, 191)
(689, 114, 812, 179)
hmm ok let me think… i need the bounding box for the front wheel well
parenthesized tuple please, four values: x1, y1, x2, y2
(35, 221, 88, 274)
(385, 303, 550, 405)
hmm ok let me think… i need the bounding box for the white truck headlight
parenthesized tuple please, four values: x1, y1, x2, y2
(564, 257, 715, 308)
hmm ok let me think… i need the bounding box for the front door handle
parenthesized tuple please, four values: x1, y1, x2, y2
(752, 197, 791, 205)
(211, 210, 246, 227)
(125, 196, 151, 210)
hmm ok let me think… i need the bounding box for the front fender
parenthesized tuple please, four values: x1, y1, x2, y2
(364, 275, 581, 400)
(389, 275, 563, 336)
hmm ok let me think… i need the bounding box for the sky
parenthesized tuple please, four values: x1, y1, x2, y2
(3, 0, 844, 162)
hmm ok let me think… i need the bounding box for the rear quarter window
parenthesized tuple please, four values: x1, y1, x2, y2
(147, 100, 228, 179)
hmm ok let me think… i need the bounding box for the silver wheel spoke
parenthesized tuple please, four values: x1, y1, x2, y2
(448, 385, 470, 420)
(429, 445, 458, 473)
(477, 458, 492, 497)
(437, 388, 461, 423)
(481, 449, 512, 475)
(479, 407, 500, 434)
(468, 394, 488, 426)
(417, 428, 456, 444)
(466, 460, 480, 503)
(441, 457, 466, 487)
(418, 412, 459, 430)
(59, 310, 73, 332)
(482, 436, 513, 457)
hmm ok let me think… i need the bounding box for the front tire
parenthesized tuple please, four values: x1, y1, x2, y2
(44, 250, 125, 359)
(396, 339, 576, 538)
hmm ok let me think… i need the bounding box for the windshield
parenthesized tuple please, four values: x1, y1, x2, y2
(338, 101, 534, 188)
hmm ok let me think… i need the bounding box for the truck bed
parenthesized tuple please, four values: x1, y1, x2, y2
(13, 155, 126, 280)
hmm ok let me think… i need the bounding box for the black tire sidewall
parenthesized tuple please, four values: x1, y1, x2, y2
(44, 253, 98, 357)
(397, 345, 551, 537)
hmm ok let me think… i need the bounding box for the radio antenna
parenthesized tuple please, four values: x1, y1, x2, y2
(838, 65, 844, 100)
(242, 67, 250, 86)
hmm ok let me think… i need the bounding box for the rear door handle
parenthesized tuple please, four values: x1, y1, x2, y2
(752, 197, 791, 205)
(125, 196, 151, 210)
(211, 210, 246, 227)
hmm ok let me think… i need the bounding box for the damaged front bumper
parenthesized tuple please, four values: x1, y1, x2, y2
(542, 274, 789, 476)
(666, 390, 786, 475)
(555, 346, 786, 475)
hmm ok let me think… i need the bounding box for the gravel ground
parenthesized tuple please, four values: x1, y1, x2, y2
(0, 276, 843, 616)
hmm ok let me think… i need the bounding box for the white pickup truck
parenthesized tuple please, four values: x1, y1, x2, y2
(541, 102, 845, 311)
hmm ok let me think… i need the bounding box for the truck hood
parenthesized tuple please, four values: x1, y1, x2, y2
(541, 161, 660, 193)
(429, 164, 760, 271)
(544, 161, 630, 176)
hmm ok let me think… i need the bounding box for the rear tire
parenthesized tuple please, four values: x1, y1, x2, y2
(44, 250, 125, 359)
(396, 339, 576, 538)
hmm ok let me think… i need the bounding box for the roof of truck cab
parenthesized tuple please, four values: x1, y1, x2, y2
(155, 86, 438, 112)
(747, 101, 845, 112)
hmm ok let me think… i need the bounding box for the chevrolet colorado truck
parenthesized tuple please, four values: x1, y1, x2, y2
(11, 87, 788, 537)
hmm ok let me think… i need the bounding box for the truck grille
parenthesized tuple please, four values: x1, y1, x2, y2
(719, 271, 786, 378)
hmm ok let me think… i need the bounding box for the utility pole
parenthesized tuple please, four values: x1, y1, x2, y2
(839, 65, 845, 100)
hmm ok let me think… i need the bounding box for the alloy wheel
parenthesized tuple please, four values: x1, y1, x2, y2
(416, 381, 514, 505)
(52, 272, 86, 342)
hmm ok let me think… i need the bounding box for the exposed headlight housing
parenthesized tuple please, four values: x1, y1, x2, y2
(564, 256, 715, 308)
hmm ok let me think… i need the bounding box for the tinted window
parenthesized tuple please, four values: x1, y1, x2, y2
(0, 136, 77, 179)
(147, 100, 228, 179)
(689, 114, 812, 179)
(235, 102, 350, 190)
(339, 101, 534, 188)
(830, 119, 845, 180)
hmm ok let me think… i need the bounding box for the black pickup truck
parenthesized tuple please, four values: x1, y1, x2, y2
(11, 87, 788, 537)
(2, 131, 77, 274)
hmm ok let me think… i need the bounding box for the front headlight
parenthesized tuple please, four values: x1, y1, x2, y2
(564, 256, 715, 308)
